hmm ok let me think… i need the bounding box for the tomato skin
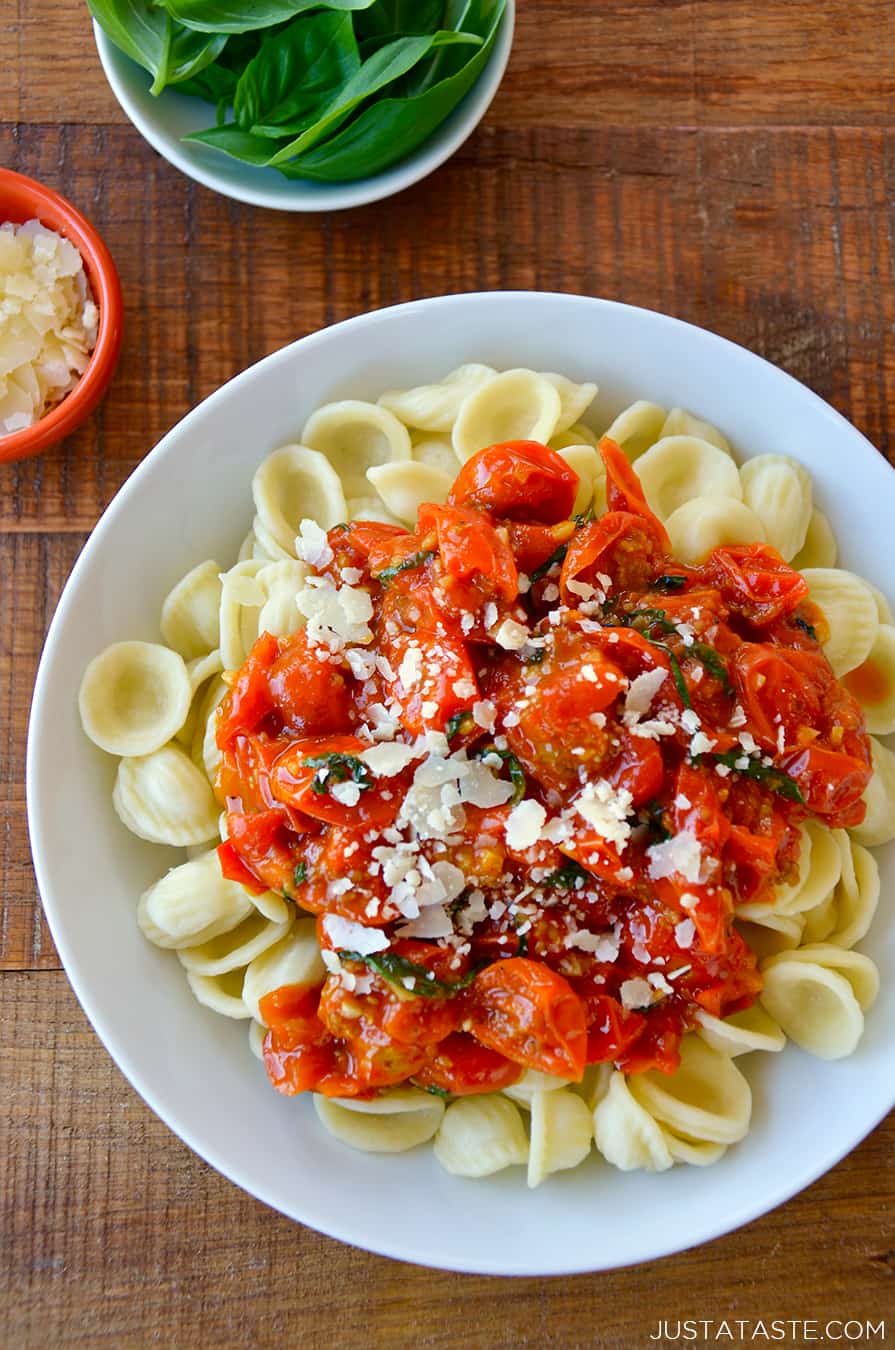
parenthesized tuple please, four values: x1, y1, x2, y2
(217, 839, 268, 895)
(415, 1033, 522, 1095)
(261, 986, 336, 1096)
(507, 520, 575, 574)
(217, 631, 279, 749)
(267, 632, 355, 736)
(561, 511, 667, 595)
(466, 957, 587, 1081)
(599, 437, 670, 548)
(778, 744, 872, 828)
(224, 807, 302, 896)
(418, 502, 519, 603)
(606, 728, 664, 808)
(325, 520, 409, 583)
(269, 734, 400, 829)
(448, 440, 578, 524)
(700, 544, 808, 624)
(583, 993, 647, 1065)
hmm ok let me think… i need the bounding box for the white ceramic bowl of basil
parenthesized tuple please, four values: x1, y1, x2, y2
(91, 1, 514, 213)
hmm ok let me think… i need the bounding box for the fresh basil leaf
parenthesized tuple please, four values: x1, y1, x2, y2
(280, 0, 503, 180)
(268, 28, 482, 163)
(162, 0, 377, 36)
(233, 11, 359, 130)
(446, 709, 475, 741)
(88, 0, 227, 93)
(177, 58, 241, 103)
(185, 123, 287, 162)
(690, 641, 733, 694)
(653, 574, 688, 592)
(294, 860, 308, 886)
(419, 1083, 452, 1099)
(339, 950, 481, 998)
(355, 0, 446, 39)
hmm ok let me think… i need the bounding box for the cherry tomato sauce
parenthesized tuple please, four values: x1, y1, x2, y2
(217, 439, 872, 1097)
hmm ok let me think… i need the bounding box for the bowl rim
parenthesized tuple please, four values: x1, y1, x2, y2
(0, 167, 124, 465)
(92, 1, 516, 213)
(27, 291, 895, 1274)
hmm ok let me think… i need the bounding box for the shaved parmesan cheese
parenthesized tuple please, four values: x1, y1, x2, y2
(647, 830, 703, 884)
(295, 518, 333, 567)
(620, 977, 655, 1010)
(322, 915, 389, 955)
(674, 918, 696, 948)
(574, 779, 633, 852)
(624, 668, 667, 716)
(505, 799, 546, 851)
(0, 220, 98, 435)
(494, 618, 530, 650)
(360, 742, 419, 777)
(397, 904, 454, 939)
(296, 576, 373, 651)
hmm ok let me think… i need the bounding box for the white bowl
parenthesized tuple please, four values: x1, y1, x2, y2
(92, 6, 515, 212)
(28, 293, 895, 1275)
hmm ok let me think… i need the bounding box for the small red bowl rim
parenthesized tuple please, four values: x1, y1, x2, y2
(0, 167, 123, 466)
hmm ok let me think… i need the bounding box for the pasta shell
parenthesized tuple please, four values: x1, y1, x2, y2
(410, 433, 462, 477)
(346, 495, 402, 526)
(659, 1129, 727, 1167)
(242, 919, 326, 1023)
(557, 444, 601, 516)
(137, 849, 254, 949)
(114, 743, 220, 846)
(549, 421, 599, 452)
(173, 650, 223, 750)
(791, 508, 837, 569)
(79, 641, 192, 758)
(540, 373, 598, 434)
(665, 496, 766, 565)
(433, 1095, 528, 1176)
(237, 530, 256, 563)
(527, 1088, 593, 1188)
(739, 454, 812, 561)
(177, 903, 291, 977)
(593, 1072, 673, 1172)
(503, 1068, 573, 1108)
(635, 436, 743, 521)
(192, 676, 228, 795)
(774, 820, 842, 917)
(252, 513, 295, 561)
(256, 560, 308, 640)
(850, 736, 895, 847)
(842, 623, 895, 735)
(868, 582, 895, 625)
(695, 1004, 786, 1057)
(799, 892, 839, 945)
(627, 1037, 752, 1146)
(760, 946, 878, 1058)
(186, 968, 251, 1020)
(315, 1088, 444, 1154)
(601, 400, 667, 461)
(571, 1062, 614, 1112)
(452, 369, 562, 462)
(801, 567, 879, 677)
(253, 443, 347, 553)
(735, 915, 805, 961)
(367, 461, 452, 524)
(823, 838, 880, 949)
(159, 560, 223, 660)
(302, 400, 411, 499)
(378, 363, 496, 433)
(660, 408, 731, 455)
(248, 1019, 267, 1060)
(219, 559, 267, 672)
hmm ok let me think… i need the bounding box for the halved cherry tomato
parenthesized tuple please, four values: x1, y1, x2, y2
(615, 1003, 683, 1076)
(216, 631, 279, 749)
(269, 734, 399, 829)
(778, 743, 872, 828)
(448, 441, 578, 524)
(730, 643, 822, 754)
(700, 544, 808, 625)
(561, 511, 668, 596)
(606, 728, 664, 808)
(599, 436, 670, 548)
(415, 1033, 522, 1095)
(582, 992, 647, 1065)
(224, 806, 302, 896)
(465, 957, 587, 1081)
(418, 502, 518, 603)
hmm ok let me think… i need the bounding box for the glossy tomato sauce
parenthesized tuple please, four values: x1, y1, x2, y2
(215, 438, 872, 1098)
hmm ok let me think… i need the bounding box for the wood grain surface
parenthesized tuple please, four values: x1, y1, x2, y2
(2, 3, 894, 1347)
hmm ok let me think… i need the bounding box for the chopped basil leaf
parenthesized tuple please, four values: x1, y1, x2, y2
(690, 641, 733, 694)
(294, 860, 307, 886)
(446, 709, 475, 741)
(573, 505, 596, 526)
(420, 1083, 451, 1099)
(653, 574, 688, 592)
(641, 799, 671, 842)
(530, 543, 568, 583)
(339, 949, 481, 998)
(473, 744, 526, 805)
(375, 548, 436, 585)
(305, 751, 372, 795)
(794, 615, 819, 641)
(648, 641, 692, 709)
(707, 751, 805, 803)
(543, 859, 590, 889)
(515, 930, 529, 957)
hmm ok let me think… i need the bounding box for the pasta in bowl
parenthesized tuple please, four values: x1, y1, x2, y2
(28, 294, 895, 1274)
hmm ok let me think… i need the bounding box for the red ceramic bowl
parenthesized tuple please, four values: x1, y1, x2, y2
(0, 168, 123, 465)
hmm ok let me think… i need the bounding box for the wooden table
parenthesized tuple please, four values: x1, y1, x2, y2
(3, 3, 894, 1345)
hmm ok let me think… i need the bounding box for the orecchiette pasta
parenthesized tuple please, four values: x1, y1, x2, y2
(738, 454, 812, 561)
(760, 945, 879, 1059)
(634, 436, 742, 520)
(433, 1095, 528, 1176)
(79, 641, 192, 758)
(452, 369, 562, 462)
(80, 365, 892, 1189)
(113, 743, 220, 846)
(315, 1089, 445, 1154)
(801, 567, 879, 677)
(301, 400, 411, 498)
